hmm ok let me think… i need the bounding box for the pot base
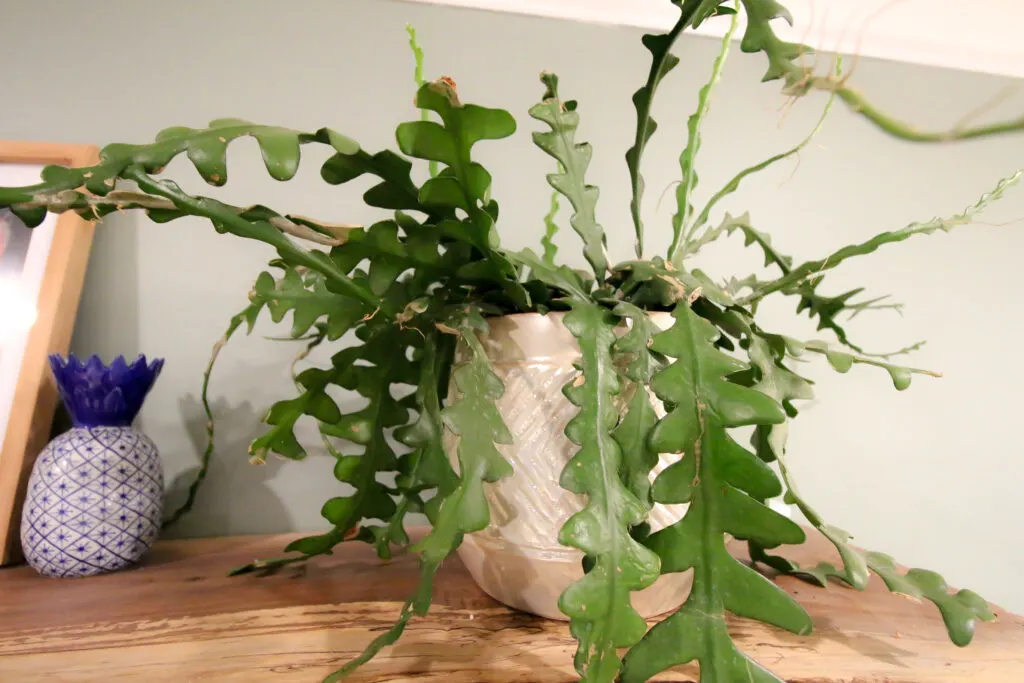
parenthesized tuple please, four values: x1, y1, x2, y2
(456, 531, 693, 621)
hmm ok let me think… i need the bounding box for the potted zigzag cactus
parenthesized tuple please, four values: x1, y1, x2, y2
(1, 2, 1020, 681)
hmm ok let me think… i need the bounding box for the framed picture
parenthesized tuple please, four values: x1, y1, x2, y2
(0, 141, 98, 564)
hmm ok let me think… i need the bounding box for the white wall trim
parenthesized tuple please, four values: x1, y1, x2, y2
(400, 0, 1024, 80)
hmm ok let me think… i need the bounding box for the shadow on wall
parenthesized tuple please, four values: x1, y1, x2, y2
(69, 214, 296, 540)
(162, 393, 293, 539)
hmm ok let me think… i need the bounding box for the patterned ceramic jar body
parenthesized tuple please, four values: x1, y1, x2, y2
(19, 354, 165, 578)
(447, 312, 692, 620)
(21, 426, 164, 577)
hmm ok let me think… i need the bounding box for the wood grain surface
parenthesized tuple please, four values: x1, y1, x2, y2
(0, 531, 1021, 682)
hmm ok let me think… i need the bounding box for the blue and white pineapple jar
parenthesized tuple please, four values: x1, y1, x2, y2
(20, 354, 165, 577)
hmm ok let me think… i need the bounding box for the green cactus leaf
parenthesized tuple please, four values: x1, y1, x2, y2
(557, 301, 661, 682)
(669, 8, 739, 265)
(529, 73, 608, 280)
(412, 312, 514, 564)
(621, 301, 806, 683)
(395, 79, 528, 309)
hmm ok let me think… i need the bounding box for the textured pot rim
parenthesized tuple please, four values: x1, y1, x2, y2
(485, 309, 674, 321)
(458, 309, 676, 364)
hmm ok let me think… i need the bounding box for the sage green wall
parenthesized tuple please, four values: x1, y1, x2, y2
(3, 0, 1023, 612)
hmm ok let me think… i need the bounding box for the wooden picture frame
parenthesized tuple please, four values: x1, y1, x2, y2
(0, 141, 99, 565)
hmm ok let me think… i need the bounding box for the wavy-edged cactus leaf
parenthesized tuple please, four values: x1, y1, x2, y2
(348, 331, 459, 559)
(738, 0, 810, 88)
(726, 214, 793, 273)
(232, 297, 441, 578)
(744, 328, 815, 410)
(0, 124, 357, 216)
(506, 247, 588, 300)
(254, 262, 364, 340)
(610, 256, 734, 308)
(739, 318, 997, 645)
(396, 81, 516, 199)
(611, 301, 665, 383)
(250, 324, 412, 473)
(690, 72, 838, 235)
(229, 525, 352, 577)
(395, 78, 528, 308)
(557, 302, 660, 683)
(175, 268, 403, 553)
(229, 325, 429, 574)
(326, 312, 512, 679)
(727, 312, 864, 589)
(786, 284, 911, 356)
(669, 8, 739, 265)
(626, 474, 810, 682)
(323, 562, 437, 683)
(246, 365, 340, 462)
(738, 317, 874, 592)
(613, 387, 660, 514)
(746, 541, 844, 588)
(724, 272, 771, 299)
(541, 168, 562, 265)
(321, 148, 424, 212)
(3, 185, 359, 250)
(766, 492, 996, 648)
(710, 215, 893, 353)
(796, 286, 874, 351)
(414, 312, 513, 563)
(621, 301, 803, 683)
(791, 338, 940, 390)
(682, 211, 760, 261)
(626, 28, 679, 259)
(122, 169, 387, 316)
(745, 168, 1024, 306)
(330, 219, 443, 292)
(647, 303, 785, 435)
(768, 463, 995, 647)
(311, 329, 419, 555)
(405, 24, 439, 180)
(758, 501, 997, 647)
(868, 554, 997, 646)
(625, 0, 728, 256)
(392, 333, 459, 524)
(529, 73, 608, 280)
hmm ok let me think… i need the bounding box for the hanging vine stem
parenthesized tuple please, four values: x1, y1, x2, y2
(687, 56, 842, 240)
(740, 167, 1024, 307)
(163, 286, 329, 530)
(736, 0, 1024, 145)
(822, 77, 1024, 142)
(123, 166, 391, 317)
(814, 0, 1022, 142)
(162, 301, 260, 528)
(15, 188, 358, 247)
(406, 24, 438, 179)
(541, 164, 562, 265)
(626, 0, 708, 258)
(669, 5, 740, 265)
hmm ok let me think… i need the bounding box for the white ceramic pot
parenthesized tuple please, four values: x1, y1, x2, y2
(447, 311, 692, 620)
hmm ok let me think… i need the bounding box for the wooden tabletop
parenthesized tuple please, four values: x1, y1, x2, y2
(0, 531, 1021, 682)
